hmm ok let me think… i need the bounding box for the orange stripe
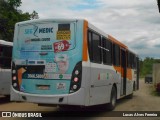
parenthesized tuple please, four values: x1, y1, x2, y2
(82, 20, 88, 61)
(108, 35, 128, 49)
(113, 66, 132, 80)
(127, 68, 132, 80)
(113, 66, 121, 75)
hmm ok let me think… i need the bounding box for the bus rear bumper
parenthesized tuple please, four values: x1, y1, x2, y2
(10, 86, 86, 106)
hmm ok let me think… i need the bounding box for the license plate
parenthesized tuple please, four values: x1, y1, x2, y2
(56, 83, 66, 90)
(36, 85, 50, 90)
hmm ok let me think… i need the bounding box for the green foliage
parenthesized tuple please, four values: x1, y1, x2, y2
(30, 10, 39, 20)
(0, 0, 39, 42)
(140, 57, 160, 77)
(8, 0, 22, 8)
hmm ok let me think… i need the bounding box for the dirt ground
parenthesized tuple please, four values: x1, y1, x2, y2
(114, 78, 160, 111)
(0, 78, 160, 119)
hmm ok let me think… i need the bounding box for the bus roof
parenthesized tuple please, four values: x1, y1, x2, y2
(15, 18, 84, 25)
(108, 35, 128, 49)
(88, 22, 128, 49)
(0, 40, 13, 46)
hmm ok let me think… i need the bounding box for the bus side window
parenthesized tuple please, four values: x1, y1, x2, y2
(102, 37, 112, 65)
(131, 53, 136, 69)
(127, 52, 130, 68)
(87, 30, 102, 63)
(132, 54, 135, 68)
(113, 43, 120, 66)
(0, 46, 3, 68)
(0, 46, 2, 56)
(92, 32, 101, 63)
(0, 45, 12, 69)
(88, 30, 92, 61)
(127, 51, 134, 68)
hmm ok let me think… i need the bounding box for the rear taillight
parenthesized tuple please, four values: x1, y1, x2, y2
(12, 62, 19, 91)
(69, 61, 82, 93)
(74, 77, 79, 82)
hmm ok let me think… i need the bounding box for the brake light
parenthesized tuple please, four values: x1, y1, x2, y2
(12, 62, 20, 91)
(69, 61, 82, 93)
(74, 77, 78, 82)
(12, 76, 17, 80)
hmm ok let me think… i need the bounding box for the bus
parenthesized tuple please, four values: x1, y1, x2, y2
(0, 40, 13, 96)
(11, 19, 139, 110)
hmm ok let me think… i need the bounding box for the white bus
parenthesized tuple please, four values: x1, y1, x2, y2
(0, 40, 13, 96)
(11, 19, 139, 110)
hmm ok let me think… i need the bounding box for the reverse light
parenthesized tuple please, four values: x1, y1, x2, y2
(13, 83, 17, 87)
(73, 85, 77, 90)
(75, 70, 79, 75)
(12, 70, 16, 74)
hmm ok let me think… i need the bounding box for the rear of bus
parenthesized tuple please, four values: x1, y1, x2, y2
(11, 19, 87, 106)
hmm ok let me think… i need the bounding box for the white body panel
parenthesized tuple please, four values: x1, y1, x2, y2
(0, 69, 11, 95)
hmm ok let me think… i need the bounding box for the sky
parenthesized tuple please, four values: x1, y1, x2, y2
(20, 0, 160, 59)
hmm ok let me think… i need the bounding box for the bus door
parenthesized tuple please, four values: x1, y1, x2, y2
(121, 49, 127, 96)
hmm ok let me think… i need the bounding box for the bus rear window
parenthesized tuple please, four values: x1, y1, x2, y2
(58, 24, 70, 31)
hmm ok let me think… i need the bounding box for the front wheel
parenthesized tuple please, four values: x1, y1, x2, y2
(107, 86, 117, 110)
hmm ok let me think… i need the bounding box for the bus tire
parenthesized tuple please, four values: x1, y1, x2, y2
(107, 86, 117, 110)
(126, 93, 133, 99)
(133, 82, 136, 91)
(58, 105, 69, 110)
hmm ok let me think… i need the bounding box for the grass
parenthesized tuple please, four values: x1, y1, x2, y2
(151, 89, 160, 96)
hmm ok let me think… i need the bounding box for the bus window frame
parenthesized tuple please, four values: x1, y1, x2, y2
(113, 43, 120, 66)
(102, 37, 113, 65)
(87, 29, 102, 64)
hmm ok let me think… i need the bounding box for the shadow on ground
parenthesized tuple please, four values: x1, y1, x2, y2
(0, 95, 10, 104)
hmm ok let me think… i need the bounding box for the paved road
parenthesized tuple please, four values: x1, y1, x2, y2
(0, 79, 160, 119)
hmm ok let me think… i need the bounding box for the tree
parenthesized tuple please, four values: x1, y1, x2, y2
(30, 10, 39, 20)
(8, 0, 22, 8)
(0, 0, 39, 42)
(140, 57, 160, 77)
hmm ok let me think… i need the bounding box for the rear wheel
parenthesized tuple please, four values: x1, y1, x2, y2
(107, 86, 117, 110)
(126, 93, 133, 99)
(133, 82, 136, 91)
(58, 105, 69, 110)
